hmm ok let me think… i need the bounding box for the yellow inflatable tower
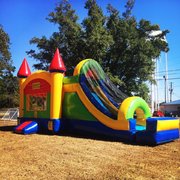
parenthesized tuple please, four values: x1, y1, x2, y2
(48, 49, 66, 131)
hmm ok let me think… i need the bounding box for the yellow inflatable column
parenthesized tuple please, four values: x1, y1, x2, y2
(17, 58, 31, 119)
(50, 73, 63, 119)
(18, 78, 26, 118)
(49, 49, 66, 132)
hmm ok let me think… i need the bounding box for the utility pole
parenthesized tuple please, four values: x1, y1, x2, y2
(163, 75, 167, 103)
(156, 58, 159, 110)
(165, 52, 169, 102)
(169, 82, 173, 102)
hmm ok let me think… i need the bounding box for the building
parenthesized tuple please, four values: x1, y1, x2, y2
(160, 100, 180, 117)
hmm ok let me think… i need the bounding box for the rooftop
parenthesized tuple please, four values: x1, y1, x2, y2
(162, 100, 180, 105)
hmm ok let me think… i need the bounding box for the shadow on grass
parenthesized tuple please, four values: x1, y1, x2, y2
(59, 130, 176, 147)
(0, 125, 16, 132)
(1, 125, 136, 145)
(59, 129, 138, 145)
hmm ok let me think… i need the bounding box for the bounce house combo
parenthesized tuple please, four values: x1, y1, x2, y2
(15, 49, 180, 145)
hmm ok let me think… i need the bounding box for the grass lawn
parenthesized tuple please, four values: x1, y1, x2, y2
(0, 120, 179, 180)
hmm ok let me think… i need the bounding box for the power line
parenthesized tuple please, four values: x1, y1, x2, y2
(156, 77, 180, 81)
(156, 68, 180, 74)
(167, 77, 180, 80)
(164, 72, 178, 75)
(157, 72, 179, 76)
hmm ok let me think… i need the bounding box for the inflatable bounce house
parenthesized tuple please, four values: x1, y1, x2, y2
(15, 49, 180, 145)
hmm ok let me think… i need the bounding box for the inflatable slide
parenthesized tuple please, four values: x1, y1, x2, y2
(15, 49, 180, 145)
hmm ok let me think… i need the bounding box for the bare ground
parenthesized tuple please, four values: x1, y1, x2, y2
(0, 120, 179, 180)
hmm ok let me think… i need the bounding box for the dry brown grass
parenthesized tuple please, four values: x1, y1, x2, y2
(0, 121, 180, 180)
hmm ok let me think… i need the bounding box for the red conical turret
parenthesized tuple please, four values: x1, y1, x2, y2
(17, 58, 31, 78)
(49, 48, 66, 73)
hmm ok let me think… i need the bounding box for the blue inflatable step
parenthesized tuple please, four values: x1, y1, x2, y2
(136, 129, 179, 145)
(15, 121, 38, 134)
(136, 117, 180, 145)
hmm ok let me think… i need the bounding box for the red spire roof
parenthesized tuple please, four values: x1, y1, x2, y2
(49, 48, 66, 72)
(17, 58, 31, 78)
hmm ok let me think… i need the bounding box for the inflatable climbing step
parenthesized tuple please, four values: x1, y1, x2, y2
(15, 121, 38, 134)
(136, 117, 180, 145)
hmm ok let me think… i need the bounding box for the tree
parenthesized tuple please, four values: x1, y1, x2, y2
(27, 0, 169, 100)
(27, 0, 82, 75)
(105, 4, 169, 101)
(0, 25, 12, 74)
(122, 0, 135, 19)
(0, 25, 18, 108)
(80, 0, 113, 64)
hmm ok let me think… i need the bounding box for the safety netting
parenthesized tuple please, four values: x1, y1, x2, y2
(79, 59, 127, 119)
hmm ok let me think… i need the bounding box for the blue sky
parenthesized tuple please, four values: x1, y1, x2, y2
(0, 0, 180, 101)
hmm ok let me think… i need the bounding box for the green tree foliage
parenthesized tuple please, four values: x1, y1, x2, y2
(0, 25, 18, 108)
(123, 0, 135, 19)
(27, 0, 82, 74)
(0, 25, 12, 74)
(27, 0, 169, 101)
(106, 4, 169, 100)
(81, 0, 113, 64)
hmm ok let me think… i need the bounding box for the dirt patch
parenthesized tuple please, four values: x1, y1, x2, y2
(0, 121, 179, 180)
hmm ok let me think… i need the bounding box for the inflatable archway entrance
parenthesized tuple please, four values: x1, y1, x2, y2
(119, 96, 152, 126)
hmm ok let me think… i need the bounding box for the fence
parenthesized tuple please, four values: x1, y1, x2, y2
(0, 108, 19, 123)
